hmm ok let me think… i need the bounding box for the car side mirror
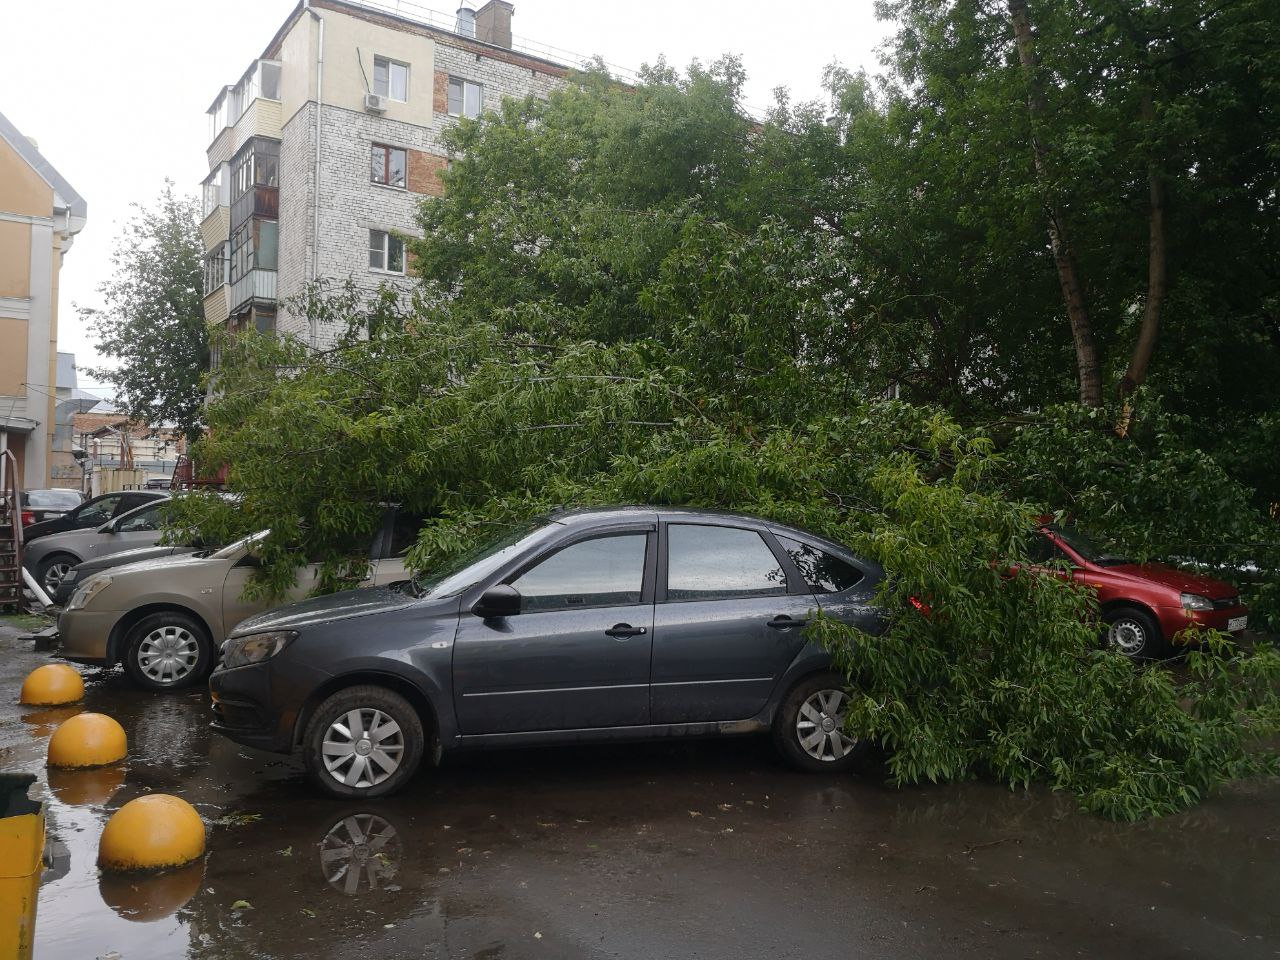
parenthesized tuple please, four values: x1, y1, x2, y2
(473, 583, 521, 619)
(97, 521, 117, 534)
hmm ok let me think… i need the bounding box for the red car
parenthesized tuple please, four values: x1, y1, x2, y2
(1029, 523, 1248, 659)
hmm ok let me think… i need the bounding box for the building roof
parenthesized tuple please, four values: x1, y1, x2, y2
(0, 108, 88, 221)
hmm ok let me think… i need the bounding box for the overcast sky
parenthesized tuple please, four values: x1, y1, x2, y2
(2, 0, 889, 396)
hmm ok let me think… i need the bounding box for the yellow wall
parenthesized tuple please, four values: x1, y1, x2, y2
(0, 221, 30, 298)
(0, 317, 27, 395)
(0, 137, 52, 217)
(319, 9, 436, 127)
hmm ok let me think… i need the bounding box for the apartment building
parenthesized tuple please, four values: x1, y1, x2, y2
(200, 0, 570, 350)
(0, 109, 87, 489)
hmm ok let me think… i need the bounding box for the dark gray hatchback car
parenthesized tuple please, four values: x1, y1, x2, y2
(210, 507, 886, 798)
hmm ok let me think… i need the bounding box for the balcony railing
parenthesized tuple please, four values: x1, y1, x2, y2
(228, 269, 277, 315)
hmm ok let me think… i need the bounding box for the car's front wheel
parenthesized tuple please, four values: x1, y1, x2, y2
(772, 672, 869, 773)
(122, 611, 215, 691)
(1104, 606, 1167, 660)
(35, 553, 78, 597)
(303, 686, 424, 799)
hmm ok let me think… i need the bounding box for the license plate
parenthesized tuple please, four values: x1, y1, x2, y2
(1227, 616, 1247, 632)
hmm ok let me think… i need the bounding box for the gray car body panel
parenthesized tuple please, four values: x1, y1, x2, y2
(24, 499, 169, 573)
(211, 507, 887, 757)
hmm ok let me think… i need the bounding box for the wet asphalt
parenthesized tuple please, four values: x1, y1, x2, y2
(1, 618, 1278, 960)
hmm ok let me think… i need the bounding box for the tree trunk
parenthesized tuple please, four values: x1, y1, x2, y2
(1119, 91, 1166, 398)
(1008, 0, 1104, 407)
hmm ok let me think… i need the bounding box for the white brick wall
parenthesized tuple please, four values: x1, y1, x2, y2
(273, 34, 567, 348)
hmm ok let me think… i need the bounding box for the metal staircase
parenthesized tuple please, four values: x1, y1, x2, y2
(0, 449, 25, 612)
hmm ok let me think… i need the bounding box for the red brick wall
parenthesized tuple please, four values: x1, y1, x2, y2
(433, 70, 448, 115)
(407, 150, 448, 197)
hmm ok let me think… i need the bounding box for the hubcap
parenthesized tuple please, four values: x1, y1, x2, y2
(43, 562, 72, 593)
(796, 689, 858, 762)
(1109, 618, 1146, 657)
(319, 813, 401, 895)
(137, 626, 201, 684)
(321, 708, 405, 788)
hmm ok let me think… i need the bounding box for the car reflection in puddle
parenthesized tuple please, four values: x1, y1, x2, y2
(319, 813, 402, 896)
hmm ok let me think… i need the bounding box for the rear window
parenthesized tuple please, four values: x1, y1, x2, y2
(775, 535, 864, 594)
(27, 489, 83, 509)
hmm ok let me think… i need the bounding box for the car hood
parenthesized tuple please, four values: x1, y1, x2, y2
(1107, 562, 1238, 599)
(229, 584, 423, 636)
(75, 545, 193, 574)
(98, 551, 230, 580)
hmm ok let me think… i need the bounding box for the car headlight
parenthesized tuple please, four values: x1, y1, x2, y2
(61, 569, 79, 584)
(220, 631, 298, 669)
(66, 575, 113, 611)
(1181, 593, 1214, 611)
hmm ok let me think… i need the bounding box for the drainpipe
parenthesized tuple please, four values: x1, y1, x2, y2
(306, 1, 325, 350)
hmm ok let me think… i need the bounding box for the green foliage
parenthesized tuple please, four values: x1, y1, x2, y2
(81, 182, 209, 443)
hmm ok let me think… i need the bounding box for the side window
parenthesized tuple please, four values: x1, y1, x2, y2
(775, 536, 864, 594)
(117, 504, 161, 533)
(383, 512, 424, 559)
(76, 495, 122, 526)
(1025, 532, 1067, 565)
(512, 533, 647, 613)
(666, 524, 787, 602)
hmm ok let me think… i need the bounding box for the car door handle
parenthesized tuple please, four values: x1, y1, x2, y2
(605, 623, 647, 639)
(767, 615, 808, 630)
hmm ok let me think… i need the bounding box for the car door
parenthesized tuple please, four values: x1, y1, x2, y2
(650, 521, 817, 724)
(773, 534, 883, 634)
(85, 502, 164, 560)
(452, 528, 656, 735)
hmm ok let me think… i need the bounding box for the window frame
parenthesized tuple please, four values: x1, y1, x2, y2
(656, 521, 803, 604)
(368, 229, 406, 274)
(370, 142, 407, 189)
(446, 76, 483, 119)
(499, 526, 658, 612)
(373, 56, 409, 102)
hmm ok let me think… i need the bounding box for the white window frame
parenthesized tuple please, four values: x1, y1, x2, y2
(447, 76, 483, 119)
(373, 56, 409, 102)
(368, 229, 406, 274)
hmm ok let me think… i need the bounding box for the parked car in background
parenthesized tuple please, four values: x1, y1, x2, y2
(22, 498, 173, 597)
(1029, 523, 1247, 659)
(22, 489, 166, 543)
(58, 507, 420, 691)
(210, 507, 887, 799)
(19, 489, 84, 527)
(52, 544, 202, 607)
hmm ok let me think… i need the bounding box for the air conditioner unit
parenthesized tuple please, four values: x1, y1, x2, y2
(364, 93, 386, 113)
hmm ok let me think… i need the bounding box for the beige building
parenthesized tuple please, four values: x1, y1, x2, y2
(0, 109, 87, 489)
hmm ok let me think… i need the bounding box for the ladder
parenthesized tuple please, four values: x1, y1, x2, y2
(0, 449, 24, 612)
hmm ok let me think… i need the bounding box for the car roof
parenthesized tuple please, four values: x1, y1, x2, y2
(550, 505, 833, 539)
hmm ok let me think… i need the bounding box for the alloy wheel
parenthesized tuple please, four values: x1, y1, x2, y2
(795, 689, 858, 762)
(42, 561, 72, 594)
(321, 709, 406, 789)
(1108, 618, 1146, 657)
(136, 626, 201, 685)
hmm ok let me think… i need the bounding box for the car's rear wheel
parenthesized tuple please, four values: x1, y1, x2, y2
(35, 553, 77, 597)
(122, 611, 215, 691)
(772, 672, 869, 773)
(1104, 606, 1167, 660)
(303, 686, 424, 799)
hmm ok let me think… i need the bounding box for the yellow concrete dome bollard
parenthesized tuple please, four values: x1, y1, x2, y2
(19, 663, 84, 706)
(47, 713, 127, 769)
(97, 795, 206, 873)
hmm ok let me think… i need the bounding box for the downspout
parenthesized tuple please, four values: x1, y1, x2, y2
(306, 1, 325, 349)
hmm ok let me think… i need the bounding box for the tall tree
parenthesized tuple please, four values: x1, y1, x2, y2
(82, 182, 208, 442)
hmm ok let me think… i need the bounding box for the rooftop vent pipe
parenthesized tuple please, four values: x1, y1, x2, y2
(455, 5, 476, 37)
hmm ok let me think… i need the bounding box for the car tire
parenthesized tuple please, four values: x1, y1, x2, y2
(1104, 606, 1168, 660)
(772, 671, 869, 774)
(303, 686, 424, 800)
(35, 553, 78, 598)
(122, 611, 215, 691)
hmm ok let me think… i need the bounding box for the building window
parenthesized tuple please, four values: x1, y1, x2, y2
(371, 144, 406, 188)
(202, 167, 224, 219)
(229, 221, 277, 282)
(368, 229, 405, 273)
(373, 57, 409, 102)
(447, 77, 482, 118)
(203, 243, 227, 295)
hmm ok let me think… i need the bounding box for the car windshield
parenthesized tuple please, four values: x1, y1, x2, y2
(414, 519, 562, 599)
(27, 489, 82, 509)
(1050, 524, 1130, 567)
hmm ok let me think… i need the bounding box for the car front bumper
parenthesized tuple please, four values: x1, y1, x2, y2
(57, 608, 126, 665)
(209, 657, 332, 755)
(1155, 604, 1249, 646)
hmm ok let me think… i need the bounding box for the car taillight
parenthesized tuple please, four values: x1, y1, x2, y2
(908, 595, 932, 616)
(20, 511, 35, 526)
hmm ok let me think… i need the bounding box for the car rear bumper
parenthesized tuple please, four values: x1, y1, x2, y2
(56, 609, 124, 665)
